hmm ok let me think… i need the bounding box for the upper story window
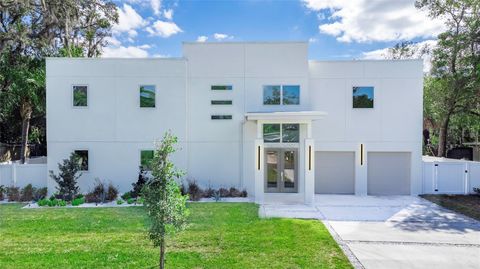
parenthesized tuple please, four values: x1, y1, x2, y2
(353, 86, 374, 108)
(73, 85, 88, 107)
(74, 150, 89, 171)
(211, 85, 232, 91)
(263, 85, 300, 105)
(140, 85, 156, 108)
(263, 123, 299, 143)
(140, 150, 154, 170)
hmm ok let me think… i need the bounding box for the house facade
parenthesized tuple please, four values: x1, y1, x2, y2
(46, 42, 423, 204)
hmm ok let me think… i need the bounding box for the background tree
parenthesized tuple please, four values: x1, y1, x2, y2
(416, 0, 480, 157)
(0, 0, 118, 162)
(143, 132, 189, 269)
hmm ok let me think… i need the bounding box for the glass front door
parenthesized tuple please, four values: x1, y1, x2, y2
(265, 149, 298, 193)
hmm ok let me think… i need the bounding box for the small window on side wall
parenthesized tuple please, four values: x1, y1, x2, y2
(73, 85, 88, 107)
(74, 150, 88, 171)
(140, 150, 154, 170)
(140, 85, 156, 108)
(353, 86, 374, 108)
(211, 85, 232, 91)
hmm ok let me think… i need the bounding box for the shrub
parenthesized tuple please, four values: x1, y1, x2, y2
(58, 200, 67, 206)
(203, 187, 215, 198)
(49, 152, 82, 201)
(473, 187, 480, 195)
(116, 199, 124, 205)
(229, 187, 243, 197)
(213, 190, 221, 202)
(106, 183, 118, 202)
(0, 185, 5, 200)
(74, 193, 84, 199)
(121, 192, 131, 200)
(85, 178, 106, 203)
(72, 197, 85, 206)
(48, 199, 59, 207)
(37, 198, 49, 206)
(219, 188, 230, 197)
(187, 179, 203, 201)
(240, 189, 248, 198)
(6, 186, 20, 201)
(131, 166, 148, 198)
(34, 187, 48, 201)
(20, 184, 35, 202)
(137, 197, 144, 204)
(127, 197, 135, 204)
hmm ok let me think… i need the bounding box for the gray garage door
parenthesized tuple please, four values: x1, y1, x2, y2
(367, 152, 411, 195)
(315, 151, 355, 194)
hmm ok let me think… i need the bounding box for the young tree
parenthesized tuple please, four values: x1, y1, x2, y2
(416, 0, 480, 156)
(143, 132, 189, 269)
(49, 152, 82, 201)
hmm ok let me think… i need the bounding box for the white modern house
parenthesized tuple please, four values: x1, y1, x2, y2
(46, 42, 423, 204)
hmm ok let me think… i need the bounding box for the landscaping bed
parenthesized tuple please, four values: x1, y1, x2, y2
(0, 202, 351, 269)
(420, 194, 480, 221)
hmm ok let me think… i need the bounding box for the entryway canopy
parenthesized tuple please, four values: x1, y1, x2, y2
(245, 111, 327, 122)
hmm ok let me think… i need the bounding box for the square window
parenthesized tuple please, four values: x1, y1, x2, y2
(263, 85, 281, 105)
(282, 124, 299, 142)
(73, 86, 88, 107)
(140, 85, 156, 108)
(141, 150, 154, 170)
(74, 150, 88, 171)
(282, 86, 300, 105)
(263, 124, 281, 143)
(211, 85, 232, 90)
(353, 86, 374, 108)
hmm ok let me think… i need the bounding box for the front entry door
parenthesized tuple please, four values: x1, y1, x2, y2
(265, 149, 298, 193)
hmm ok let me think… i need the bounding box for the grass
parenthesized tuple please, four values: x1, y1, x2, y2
(0, 203, 351, 269)
(421, 194, 480, 221)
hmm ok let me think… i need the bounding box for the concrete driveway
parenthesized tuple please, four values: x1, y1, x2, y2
(260, 195, 480, 269)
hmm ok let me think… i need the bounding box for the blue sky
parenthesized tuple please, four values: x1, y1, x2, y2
(105, 0, 445, 61)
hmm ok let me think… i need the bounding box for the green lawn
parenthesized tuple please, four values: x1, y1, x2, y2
(0, 203, 351, 269)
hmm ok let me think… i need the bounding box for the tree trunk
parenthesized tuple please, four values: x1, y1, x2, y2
(159, 237, 165, 269)
(438, 116, 450, 157)
(20, 101, 32, 164)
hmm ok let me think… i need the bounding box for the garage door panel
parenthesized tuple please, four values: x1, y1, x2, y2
(315, 151, 355, 194)
(367, 152, 411, 195)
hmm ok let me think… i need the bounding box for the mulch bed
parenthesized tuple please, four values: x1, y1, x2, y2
(420, 194, 480, 221)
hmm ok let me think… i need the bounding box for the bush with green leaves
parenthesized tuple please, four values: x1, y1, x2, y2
(34, 187, 48, 201)
(37, 198, 49, 206)
(116, 199, 124, 205)
(106, 183, 118, 201)
(127, 197, 135, 204)
(49, 152, 82, 201)
(6, 186, 20, 201)
(71, 197, 85, 206)
(131, 166, 148, 198)
(143, 131, 189, 269)
(121, 192, 131, 200)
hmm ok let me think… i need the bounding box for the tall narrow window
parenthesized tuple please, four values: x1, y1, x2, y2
(263, 85, 281, 105)
(140, 85, 156, 108)
(353, 86, 374, 108)
(140, 150, 154, 170)
(74, 150, 89, 171)
(73, 85, 88, 107)
(282, 86, 300, 105)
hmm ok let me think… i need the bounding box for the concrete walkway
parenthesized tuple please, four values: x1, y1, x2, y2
(259, 195, 480, 269)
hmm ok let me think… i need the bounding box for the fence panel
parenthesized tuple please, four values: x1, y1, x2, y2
(0, 163, 47, 188)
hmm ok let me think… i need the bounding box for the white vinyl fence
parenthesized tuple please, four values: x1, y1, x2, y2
(423, 156, 480, 194)
(0, 162, 47, 188)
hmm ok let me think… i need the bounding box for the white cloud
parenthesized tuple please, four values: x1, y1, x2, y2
(138, 44, 152, 49)
(302, 0, 445, 43)
(153, 53, 170, 58)
(361, 40, 437, 72)
(102, 46, 149, 58)
(146, 20, 182, 38)
(105, 36, 121, 47)
(213, 33, 234, 41)
(308, 37, 318, 43)
(196, 35, 208, 42)
(151, 0, 161, 15)
(112, 4, 146, 38)
(163, 9, 173, 20)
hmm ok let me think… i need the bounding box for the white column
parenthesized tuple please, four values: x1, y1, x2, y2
(254, 139, 264, 204)
(304, 139, 315, 204)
